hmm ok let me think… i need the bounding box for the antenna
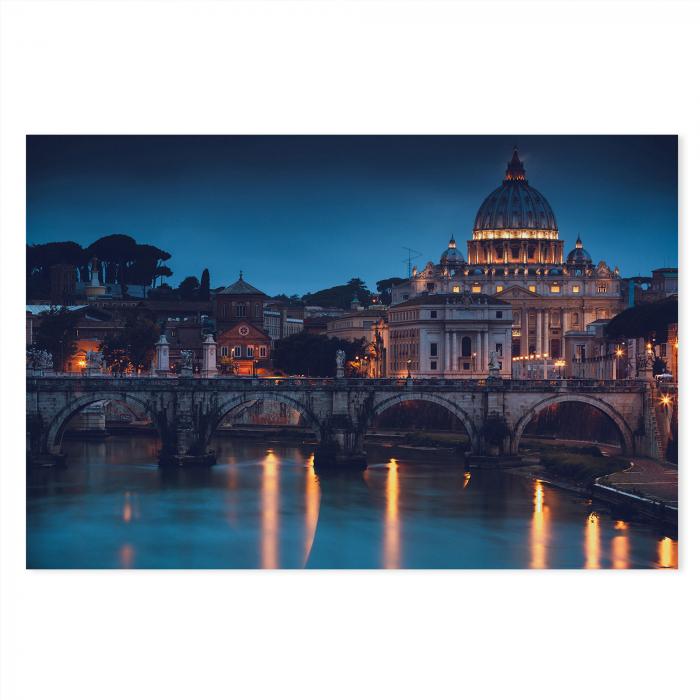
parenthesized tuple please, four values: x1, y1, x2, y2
(402, 246, 422, 277)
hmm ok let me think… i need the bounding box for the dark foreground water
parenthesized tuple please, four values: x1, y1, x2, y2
(27, 436, 678, 569)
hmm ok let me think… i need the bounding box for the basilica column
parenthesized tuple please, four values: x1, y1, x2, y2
(475, 332, 482, 374)
(444, 331, 450, 375)
(450, 331, 456, 372)
(543, 310, 550, 357)
(521, 308, 528, 355)
(482, 330, 490, 371)
(535, 310, 542, 354)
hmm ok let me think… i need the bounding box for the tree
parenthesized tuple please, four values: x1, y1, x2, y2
(87, 234, 138, 287)
(154, 265, 173, 286)
(199, 268, 211, 301)
(27, 242, 88, 298)
(302, 278, 372, 309)
(34, 307, 79, 371)
(272, 332, 365, 377)
(376, 276, 405, 305)
(177, 275, 200, 301)
(100, 311, 160, 373)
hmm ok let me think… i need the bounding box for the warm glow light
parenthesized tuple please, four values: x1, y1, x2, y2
(584, 513, 600, 569)
(303, 454, 320, 566)
(616, 348, 624, 357)
(122, 491, 132, 523)
(119, 543, 135, 568)
(614, 520, 628, 530)
(384, 458, 400, 569)
(463, 471, 471, 489)
(530, 480, 549, 569)
(660, 395, 672, 406)
(657, 537, 678, 569)
(261, 450, 280, 569)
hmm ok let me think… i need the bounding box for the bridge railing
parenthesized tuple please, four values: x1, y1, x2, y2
(27, 372, 649, 391)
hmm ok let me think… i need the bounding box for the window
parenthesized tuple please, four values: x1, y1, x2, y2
(496, 311, 503, 318)
(246, 346, 254, 358)
(550, 284, 560, 294)
(597, 285, 607, 294)
(461, 336, 472, 357)
(496, 343, 503, 355)
(513, 311, 521, 326)
(259, 346, 267, 358)
(236, 303, 246, 317)
(572, 313, 579, 326)
(529, 285, 536, 293)
(572, 284, 581, 293)
(430, 310, 437, 319)
(430, 343, 438, 357)
(430, 361, 437, 370)
(496, 285, 504, 293)
(234, 345, 242, 358)
(452, 285, 460, 293)
(402, 294, 409, 300)
(221, 346, 229, 357)
(472, 284, 481, 293)
(462, 362, 470, 370)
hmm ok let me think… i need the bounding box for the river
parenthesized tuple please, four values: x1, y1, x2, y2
(26, 435, 678, 569)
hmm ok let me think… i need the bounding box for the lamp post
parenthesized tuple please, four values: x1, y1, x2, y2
(252, 359, 257, 378)
(407, 358, 412, 379)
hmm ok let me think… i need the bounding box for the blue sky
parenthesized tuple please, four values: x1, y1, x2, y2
(27, 135, 677, 296)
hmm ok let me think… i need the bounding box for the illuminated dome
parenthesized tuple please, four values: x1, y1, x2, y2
(566, 235, 593, 265)
(440, 236, 465, 264)
(473, 149, 558, 237)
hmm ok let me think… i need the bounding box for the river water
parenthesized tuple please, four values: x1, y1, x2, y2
(27, 435, 678, 569)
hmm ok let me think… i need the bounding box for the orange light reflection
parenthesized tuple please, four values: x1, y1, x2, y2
(261, 450, 280, 569)
(383, 458, 400, 569)
(303, 454, 320, 566)
(657, 537, 678, 569)
(530, 480, 549, 569)
(584, 513, 600, 569)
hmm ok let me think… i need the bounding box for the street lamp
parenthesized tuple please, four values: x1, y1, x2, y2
(407, 358, 412, 379)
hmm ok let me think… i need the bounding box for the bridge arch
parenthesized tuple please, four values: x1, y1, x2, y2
(511, 394, 635, 455)
(44, 392, 163, 454)
(369, 392, 478, 447)
(207, 391, 324, 444)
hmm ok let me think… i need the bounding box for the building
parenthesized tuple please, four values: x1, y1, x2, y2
(263, 300, 304, 345)
(391, 149, 625, 360)
(213, 273, 272, 374)
(622, 267, 678, 306)
(325, 298, 388, 345)
(385, 293, 512, 378)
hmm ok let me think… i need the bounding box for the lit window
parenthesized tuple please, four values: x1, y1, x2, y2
(452, 285, 460, 293)
(597, 285, 607, 294)
(572, 284, 580, 293)
(496, 285, 504, 293)
(551, 284, 561, 294)
(529, 285, 536, 293)
(472, 284, 482, 293)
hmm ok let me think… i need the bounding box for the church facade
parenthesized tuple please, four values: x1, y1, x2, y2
(391, 149, 624, 362)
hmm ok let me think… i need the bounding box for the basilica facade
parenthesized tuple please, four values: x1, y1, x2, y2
(391, 149, 624, 361)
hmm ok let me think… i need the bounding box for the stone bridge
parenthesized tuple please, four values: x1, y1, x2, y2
(26, 376, 665, 468)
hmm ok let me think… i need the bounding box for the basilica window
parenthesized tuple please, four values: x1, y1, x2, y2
(529, 285, 536, 293)
(496, 343, 503, 356)
(221, 346, 229, 357)
(572, 284, 580, 293)
(496, 285, 504, 293)
(452, 285, 460, 293)
(496, 311, 503, 318)
(461, 336, 472, 357)
(430, 361, 437, 370)
(550, 284, 561, 294)
(430, 343, 438, 357)
(236, 303, 246, 317)
(472, 284, 481, 293)
(430, 310, 437, 318)
(597, 284, 607, 294)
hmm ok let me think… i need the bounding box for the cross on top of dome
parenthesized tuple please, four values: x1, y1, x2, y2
(505, 148, 526, 182)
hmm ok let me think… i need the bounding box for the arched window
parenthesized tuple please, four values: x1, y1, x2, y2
(461, 336, 472, 357)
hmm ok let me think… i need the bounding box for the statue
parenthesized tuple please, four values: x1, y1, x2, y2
(488, 350, 501, 379)
(180, 350, 194, 376)
(335, 349, 346, 378)
(27, 347, 53, 374)
(85, 350, 104, 374)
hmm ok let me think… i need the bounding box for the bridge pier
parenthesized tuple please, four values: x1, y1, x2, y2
(314, 415, 367, 471)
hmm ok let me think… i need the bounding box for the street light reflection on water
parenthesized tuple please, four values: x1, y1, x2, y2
(26, 436, 678, 569)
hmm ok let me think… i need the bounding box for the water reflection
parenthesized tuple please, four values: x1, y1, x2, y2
(657, 537, 677, 568)
(261, 449, 280, 569)
(530, 480, 549, 569)
(384, 458, 401, 569)
(584, 513, 601, 569)
(303, 455, 320, 567)
(27, 436, 678, 569)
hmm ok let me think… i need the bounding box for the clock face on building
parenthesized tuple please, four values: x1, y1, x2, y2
(238, 325, 250, 336)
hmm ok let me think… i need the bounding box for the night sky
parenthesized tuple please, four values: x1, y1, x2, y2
(26, 135, 677, 296)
